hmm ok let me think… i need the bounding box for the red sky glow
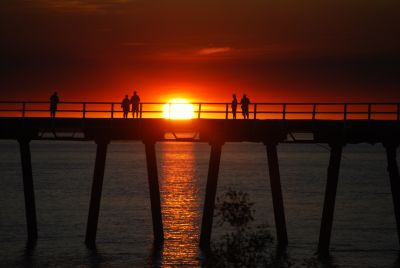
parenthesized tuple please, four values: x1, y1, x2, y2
(1, 0, 399, 103)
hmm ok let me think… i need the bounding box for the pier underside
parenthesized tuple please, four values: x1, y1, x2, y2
(0, 118, 398, 144)
(1, 118, 399, 256)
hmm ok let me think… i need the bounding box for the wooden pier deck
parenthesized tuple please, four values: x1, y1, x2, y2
(0, 101, 399, 257)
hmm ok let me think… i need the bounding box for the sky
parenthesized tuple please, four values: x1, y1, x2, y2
(1, 0, 399, 102)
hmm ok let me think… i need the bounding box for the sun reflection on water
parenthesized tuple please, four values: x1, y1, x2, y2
(158, 142, 201, 267)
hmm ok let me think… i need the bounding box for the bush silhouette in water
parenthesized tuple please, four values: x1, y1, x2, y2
(209, 189, 274, 267)
(208, 189, 323, 268)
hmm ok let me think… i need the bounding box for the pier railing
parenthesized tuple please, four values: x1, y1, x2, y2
(0, 101, 399, 120)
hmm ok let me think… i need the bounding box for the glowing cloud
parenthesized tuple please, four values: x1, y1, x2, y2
(197, 47, 232, 55)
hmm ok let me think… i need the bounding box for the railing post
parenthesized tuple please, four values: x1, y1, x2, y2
(83, 103, 86, 119)
(254, 103, 257, 119)
(140, 103, 143, 119)
(198, 103, 202, 119)
(283, 104, 286, 120)
(22, 102, 26, 118)
(344, 104, 347, 121)
(225, 103, 229, 119)
(111, 103, 114, 119)
(397, 103, 400, 121)
(368, 104, 371, 120)
(312, 103, 316, 120)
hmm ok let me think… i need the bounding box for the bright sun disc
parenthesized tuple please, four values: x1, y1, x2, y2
(163, 99, 194, 119)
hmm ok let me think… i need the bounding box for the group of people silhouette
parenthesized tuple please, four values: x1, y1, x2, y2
(49, 91, 251, 119)
(121, 91, 141, 118)
(231, 93, 250, 119)
(49, 91, 142, 119)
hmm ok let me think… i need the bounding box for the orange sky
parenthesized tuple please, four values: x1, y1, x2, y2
(1, 0, 399, 102)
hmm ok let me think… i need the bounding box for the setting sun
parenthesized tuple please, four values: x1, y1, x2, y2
(163, 99, 194, 119)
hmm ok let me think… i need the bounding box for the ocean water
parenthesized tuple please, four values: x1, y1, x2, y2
(0, 140, 399, 267)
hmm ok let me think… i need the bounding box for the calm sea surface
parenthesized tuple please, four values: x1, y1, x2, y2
(0, 141, 399, 267)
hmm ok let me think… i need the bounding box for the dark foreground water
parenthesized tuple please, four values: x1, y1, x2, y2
(0, 141, 399, 267)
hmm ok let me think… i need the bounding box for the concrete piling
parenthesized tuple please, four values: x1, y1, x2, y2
(18, 138, 38, 244)
(200, 142, 223, 249)
(265, 143, 288, 248)
(85, 139, 109, 248)
(318, 144, 343, 256)
(144, 140, 164, 245)
(385, 144, 400, 245)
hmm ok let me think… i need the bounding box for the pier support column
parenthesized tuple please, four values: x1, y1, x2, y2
(200, 142, 223, 250)
(85, 138, 109, 248)
(200, 142, 223, 249)
(318, 144, 343, 257)
(385, 144, 400, 246)
(265, 143, 288, 248)
(18, 138, 38, 244)
(144, 140, 164, 245)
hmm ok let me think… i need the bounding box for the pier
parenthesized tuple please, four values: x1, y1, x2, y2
(0, 101, 399, 256)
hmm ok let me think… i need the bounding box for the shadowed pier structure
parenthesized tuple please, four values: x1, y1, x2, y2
(0, 101, 399, 256)
(85, 137, 109, 248)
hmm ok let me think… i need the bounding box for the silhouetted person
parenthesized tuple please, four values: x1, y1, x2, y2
(50, 92, 59, 118)
(240, 94, 250, 119)
(121, 95, 130, 119)
(231, 94, 238, 119)
(130, 91, 140, 118)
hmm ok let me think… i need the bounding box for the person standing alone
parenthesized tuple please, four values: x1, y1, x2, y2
(50, 91, 59, 118)
(130, 91, 141, 118)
